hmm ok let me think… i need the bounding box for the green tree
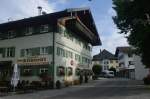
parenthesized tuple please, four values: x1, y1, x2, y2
(92, 64, 102, 75)
(112, 0, 150, 68)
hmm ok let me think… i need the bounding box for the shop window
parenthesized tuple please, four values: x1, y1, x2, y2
(39, 68, 48, 74)
(22, 69, 32, 76)
(67, 67, 73, 76)
(75, 68, 80, 76)
(57, 66, 65, 76)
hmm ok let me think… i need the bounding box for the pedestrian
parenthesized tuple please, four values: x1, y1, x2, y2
(79, 74, 83, 84)
(84, 73, 88, 83)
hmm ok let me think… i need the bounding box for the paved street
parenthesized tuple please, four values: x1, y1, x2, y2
(1, 78, 150, 99)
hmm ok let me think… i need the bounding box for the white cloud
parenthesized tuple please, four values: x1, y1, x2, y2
(0, 0, 55, 23)
(92, 7, 128, 56)
(93, 30, 128, 56)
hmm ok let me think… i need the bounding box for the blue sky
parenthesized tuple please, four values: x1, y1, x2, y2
(0, 0, 128, 55)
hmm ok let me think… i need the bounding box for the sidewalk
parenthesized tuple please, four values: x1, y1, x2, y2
(1, 80, 100, 99)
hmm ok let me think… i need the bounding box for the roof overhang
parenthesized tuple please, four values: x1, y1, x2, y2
(65, 18, 101, 46)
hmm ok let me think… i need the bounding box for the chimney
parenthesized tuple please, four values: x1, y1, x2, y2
(37, 6, 42, 15)
(42, 11, 47, 15)
(100, 49, 102, 53)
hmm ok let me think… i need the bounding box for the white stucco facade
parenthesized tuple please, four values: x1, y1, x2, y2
(134, 55, 149, 80)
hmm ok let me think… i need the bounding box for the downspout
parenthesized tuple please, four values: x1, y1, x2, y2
(52, 24, 55, 88)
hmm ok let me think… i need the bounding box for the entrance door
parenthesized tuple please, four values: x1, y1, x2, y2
(0, 61, 12, 81)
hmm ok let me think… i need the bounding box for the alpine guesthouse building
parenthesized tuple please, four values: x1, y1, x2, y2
(0, 8, 101, 87)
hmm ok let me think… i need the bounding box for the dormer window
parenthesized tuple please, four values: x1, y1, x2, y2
(8, 31, 16, 39)
(40, 25, 49, 33)
(25, 27, 33, 35)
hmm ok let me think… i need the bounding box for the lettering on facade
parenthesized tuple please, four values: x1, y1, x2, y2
(17, 57, 49, 65)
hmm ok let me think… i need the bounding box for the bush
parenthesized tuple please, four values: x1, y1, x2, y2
(143, 75, 150, 85)
(92, 64, 102, 75)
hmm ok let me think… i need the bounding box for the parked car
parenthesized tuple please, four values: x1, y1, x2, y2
(103, 71, 114, 78)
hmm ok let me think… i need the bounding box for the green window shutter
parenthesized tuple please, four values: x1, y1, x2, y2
(47, 46, 52, 54)
(20, 49, 24, 57)
(2, 48, 6, 58)
(63, 49, 65, 57)
(0, 48, 5, 57)
(32, 47, 40, 56)
(10, 47, 15, 57)
(0, 48, 3, 54)
(57, 47, 60, 56)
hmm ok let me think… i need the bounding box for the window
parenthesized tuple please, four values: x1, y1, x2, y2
(119, 55, 124, 60)
(20, 46, 52, 57)
(57, 47, 73, 58)
(104, 61, 109, 64)
(0, 48, 5, 57)
(25, 49, 32, 56)
(32, 47, 40, 56)
(104, 66, 109, 70)
(25, 27, 33, 35)
(110, 60, 113, 63)
(8, 31, 16, 39)
(129, 61, 134, 65)
(128, 53, 133, 57)
(67, 67, 73, 76)
(22, 69, 32, 76)
(57, 66, 65, 76)
(75, 68, 80, 76)
(20, 49, 25, 57)
(116, 60, 118, 63)
(75, 54, 81, 62)
(40, 25, 49, 33)
(39, 68, 48, 74)
(41, 47, 49, 54)
(2, 47, 15, 58)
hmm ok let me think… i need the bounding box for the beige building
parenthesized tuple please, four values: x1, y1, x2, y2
(92, 49, 118, 72)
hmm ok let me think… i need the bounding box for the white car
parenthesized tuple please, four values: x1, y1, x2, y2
(103, 71, 114, 78)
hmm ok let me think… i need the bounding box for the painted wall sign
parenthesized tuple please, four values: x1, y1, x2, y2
(17, 57, 49, 65)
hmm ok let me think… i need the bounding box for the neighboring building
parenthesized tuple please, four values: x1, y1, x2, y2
(92, 49, 118, 72)
(0, 8, 101, 86)
(115, 47, 135, 79)
(115, 46, 149, 80)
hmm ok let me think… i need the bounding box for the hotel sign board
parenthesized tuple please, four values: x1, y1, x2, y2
(17, 57, 49, 65)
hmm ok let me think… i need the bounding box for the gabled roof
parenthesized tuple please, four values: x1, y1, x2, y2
(0, 7, 101, 46)
(115, 46, 132, 57)
(93, 49, 117, 61)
